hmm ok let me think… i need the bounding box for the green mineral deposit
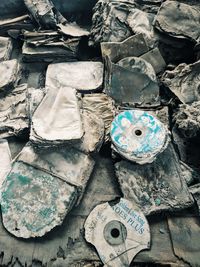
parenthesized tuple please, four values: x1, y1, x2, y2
(155, 198, 161, 206)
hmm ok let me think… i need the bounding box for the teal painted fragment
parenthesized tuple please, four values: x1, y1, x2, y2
(0, 162, 77, 238)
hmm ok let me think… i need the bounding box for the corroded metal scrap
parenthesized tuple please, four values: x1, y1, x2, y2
(162, 60, 200, 104)
(90, 0, 156, 46)
(82, 93, 115, 142)
(155, 0, 200, 43)
(22, 30, 80, 62)
(173, 101, 200, 138)
(84, 198, 150, 267)
(23, 0, 67, 29)
(106, 56, 160, 107)
(115, 144, 194, 216)
(0, 37, 13, 61)
(30, 86, 83, 147)
(0, 59, 19, 92)
(46, 61, 104, 93)
(189, 183, 200, 215)
(101, 34, 149, 64)
(0, 139, 11, 188)
(72, 110, 105, 153)
(0, 144, 95, 238)
(0, 84, 29, 138)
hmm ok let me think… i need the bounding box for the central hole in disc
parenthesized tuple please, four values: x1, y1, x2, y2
(111, 228, 120, 238)
(135, 129, 142, 136)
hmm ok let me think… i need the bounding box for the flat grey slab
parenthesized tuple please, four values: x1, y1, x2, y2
(168, 213, 200, 267)
(101, 34, 149, 63)
(115, 143, 194, 215)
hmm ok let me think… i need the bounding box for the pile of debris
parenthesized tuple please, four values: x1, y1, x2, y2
(0, 0, 200, 266)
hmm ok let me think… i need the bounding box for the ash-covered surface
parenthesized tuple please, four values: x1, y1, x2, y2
(0, 0, 200, 267)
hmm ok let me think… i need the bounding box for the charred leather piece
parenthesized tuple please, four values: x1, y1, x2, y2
(23, 0, 67, 29)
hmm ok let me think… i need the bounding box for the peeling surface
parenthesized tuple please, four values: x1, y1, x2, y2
(173, 101, 200, 138)
(85, 198, 150, 267)
(115, 144, 194, 215)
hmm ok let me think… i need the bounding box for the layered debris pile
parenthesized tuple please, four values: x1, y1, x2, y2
(0, 0, 200, 266)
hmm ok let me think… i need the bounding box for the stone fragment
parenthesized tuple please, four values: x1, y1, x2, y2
(0, 139, 11, 188)
(140, 47, 166, 74)
(111, 110, 169, 164)
(189, 183, 200, 215)
(46, 61, 104, 92)
(84, 198, 150, 267)
(0, 144, 95, 238)
(30, 86, 83, 147)
(0, 37, 13, 61)
(106, 56, 160, 107)
(155, 1, 200, 43)
(173, 101, 200, 138)
(101, 34, 149, 64)
(162, 60, 200, 104)
(168, 215, 200, 267)
(115, 144, 194, 215)
(0, 84, 29, 138)
(82, 93, 115, 142)
(0, 59, 18, 92)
